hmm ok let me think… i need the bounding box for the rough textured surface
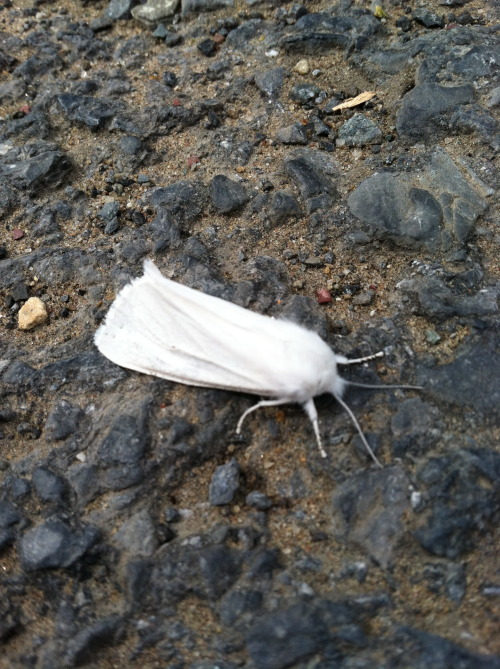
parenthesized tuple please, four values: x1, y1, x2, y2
(0, 0, 499, 666)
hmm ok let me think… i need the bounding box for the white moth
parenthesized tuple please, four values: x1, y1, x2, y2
(95, 260, 417, 468)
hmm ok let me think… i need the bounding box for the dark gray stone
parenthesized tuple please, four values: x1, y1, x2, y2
(209, 458, 240, 506)
(145, 181, 207, 223)
(63, 616, 124, 667)
(152, 541, 242, 604)
(219, 588, 264, 626)
(0, 500, 23, 530)
(254, 67, 285, 99)
(415, 449, 500, 558)
(44, 400, 84, 441)
(284, 152, 337, 208)
(290, 82, 322, 105)
(349, 174, 442, 247)
(275, 123, 308, 145)
(20, 518, 100, 571)
(11, 282, 28, 302)
(119, 135, 143, 155)
(197, 38, 217, 57)
(182, 0, 233, 14)
(246, 491, 273, 510)
(97, 413, 149, 491)
(391, 398, 441, 458)
(225, 19, 263, 49)
(281, 31, 350, 53)
(246, 603, 328, 669)
(98, 200, 120, 222)
(423, 562, 466, 603)
(114, 509, 158, 556)
(148, 208, 181, 253)
(56, 94, 120, 129)
(104, 0, 135, 20)
(332, 466, 410, 568)
(394, 626, 500, 669)
(0, 142, 72, 193)
(348, 149, 489, 251)
(337, 113, 382, 147)
(396, 83, 475, 141)
(210, 175, 249, 213)
(416, 332, 500, 419)
(412, 8, 445, 28)
(32, 467, 67, 504)
(267, 190, 301, 225)
(399, 276, 498, 319)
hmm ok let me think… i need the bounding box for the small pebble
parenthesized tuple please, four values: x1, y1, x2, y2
(293, 59, 310, 74)
(12, 229, 24, 240)
(18, 297, 49, 330)
(316, 288, 332, 304)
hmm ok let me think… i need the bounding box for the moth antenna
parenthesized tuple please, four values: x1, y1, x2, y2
(346, 381, 423, 391)
(333, 393, 383, 469)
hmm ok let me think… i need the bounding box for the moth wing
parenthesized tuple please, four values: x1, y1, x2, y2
(95, 260, 324, 397)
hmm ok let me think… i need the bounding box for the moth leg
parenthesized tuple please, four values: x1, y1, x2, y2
(236, 398, 291, 436)
(302, 399, 327, 459)
(336, 351, 384, 366)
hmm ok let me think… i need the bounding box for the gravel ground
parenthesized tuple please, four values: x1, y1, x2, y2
(1, 0, 499, 667)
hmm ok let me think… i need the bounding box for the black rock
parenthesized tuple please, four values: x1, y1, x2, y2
(118, 135, 143, 155)
(246, 490, 273, 510)
(0, 599, 21, 642)
(284, 152, 338, 208)
(148, 208, 181, 253)
(209, 458, 241, 506)
(423, 561, 466, 603)
(56, 94, 120, 129)
(114, 509, 158, 557)
(104, 0, 135, 20)
(63, 616, 124, 667)
(11, 281, 28, 302)
(412, 8, 445, 28)
(396, 83, 475, 141)
(0, 142, 72, 193)
(146, 181, 207, 223)
(97, 412, 149, 491)
(246, 603, 328, 669)
(281, 31, 350, 54)
(32, 467, 67, 504)
(0, 500, 24, 550)
(400, 276, 498, 319)
(391, 397, 441, 457)
(20, 517, 100, 571)
(152, 541, 242, 604)
(332, 466, 410, 568)
(225, 19, 263, 49)
(276, 123, 308, 145)
(394, 627, 500, 669)
(254, 67, 285, 99)
(416, 331, 500, 418)
(44, 400, 84, 441)
(337, 113, 382, 147)
(219, 588, 264, 626)
(290, 82, 322, 105)
(350, 176, 441, 247)
(197, 39, 218, 57)
(210, 175, 249, 213)
(267, 190, 302, 225)
(414, 449, 500, 558)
